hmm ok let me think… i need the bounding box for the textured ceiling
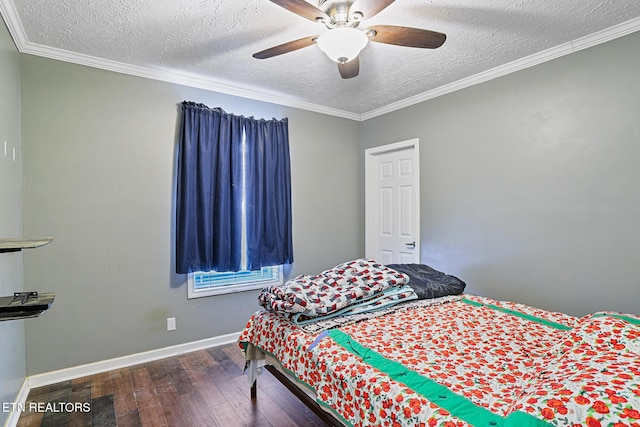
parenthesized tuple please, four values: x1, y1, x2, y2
(2, 0, 640, 119)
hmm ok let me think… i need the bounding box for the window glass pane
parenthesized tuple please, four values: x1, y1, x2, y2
(194, 266, 278, 289)
(188, 266, 282, 298)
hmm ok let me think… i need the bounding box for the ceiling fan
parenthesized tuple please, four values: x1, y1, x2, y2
(253, 0, 446, 79)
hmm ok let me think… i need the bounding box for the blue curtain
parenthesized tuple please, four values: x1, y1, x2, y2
(176, 101, 293, 274)
(244, 117, 294, 270)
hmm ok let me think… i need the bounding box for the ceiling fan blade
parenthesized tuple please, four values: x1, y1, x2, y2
(338, 57, 360, 79)
(268, 0, 330, 23)
(253, 35, 318, 59)
(350, 0, 396, 19)
(367, 25, 446, 49)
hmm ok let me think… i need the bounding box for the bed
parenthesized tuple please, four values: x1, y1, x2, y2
(238, 259, 640, 426)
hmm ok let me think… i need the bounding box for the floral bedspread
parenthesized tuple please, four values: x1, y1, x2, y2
(239, 294, 640, 427)
(258, 258, 414, 323)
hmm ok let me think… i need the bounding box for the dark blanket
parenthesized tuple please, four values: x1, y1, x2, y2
(386, 263, 466, 300)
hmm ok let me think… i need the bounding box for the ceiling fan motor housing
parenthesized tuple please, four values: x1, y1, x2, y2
(318, 0, 359, 26)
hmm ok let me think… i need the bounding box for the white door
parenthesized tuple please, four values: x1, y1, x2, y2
(365, 139, 420, 264)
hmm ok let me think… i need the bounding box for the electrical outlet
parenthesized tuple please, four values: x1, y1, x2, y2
(167, 317, 176, 331)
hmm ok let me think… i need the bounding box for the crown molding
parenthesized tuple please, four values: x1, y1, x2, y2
(19, 41, 364, 121)
(0, 0, 26, 48)
(360, 16, 640, 121)
(0, 0, 361, 121)
(1, 0, 639, 122)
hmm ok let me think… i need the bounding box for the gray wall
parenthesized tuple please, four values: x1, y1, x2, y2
(11, 15, 640, 382)
(361, 30, 640, 317)
(0, 16, 24, 427)
(20, 55, 363, 375)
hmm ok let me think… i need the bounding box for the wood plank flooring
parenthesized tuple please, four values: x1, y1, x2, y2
(16, 343, 329, 427)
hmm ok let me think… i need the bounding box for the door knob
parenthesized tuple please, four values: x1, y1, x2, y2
(405, 241, 416, 248)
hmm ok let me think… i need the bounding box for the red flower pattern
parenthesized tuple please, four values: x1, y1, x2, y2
(239, 295, 640, 426)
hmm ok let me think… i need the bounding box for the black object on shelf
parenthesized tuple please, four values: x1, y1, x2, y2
(0, 291, 55, 321)
(0, 237, 55, 320)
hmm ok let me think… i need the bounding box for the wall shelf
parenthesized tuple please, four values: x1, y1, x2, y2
(0, 292, 55, 321)
(0, 237, 53, 253)
(1, 237, 55, 320)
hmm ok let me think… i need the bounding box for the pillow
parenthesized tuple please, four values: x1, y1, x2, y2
(386, 263, 466, 300)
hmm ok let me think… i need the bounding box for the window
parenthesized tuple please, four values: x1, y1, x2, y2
(176, 103, 293, 295)
(188, 265, 282, 299)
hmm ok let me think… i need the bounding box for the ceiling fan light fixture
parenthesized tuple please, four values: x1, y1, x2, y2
(317, 27, 368, 64)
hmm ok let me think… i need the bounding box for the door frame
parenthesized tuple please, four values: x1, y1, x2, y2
(364, 138, 421, 262)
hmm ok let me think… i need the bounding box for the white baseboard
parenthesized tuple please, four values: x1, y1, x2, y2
(4, 331, 241, 427)
(3, 380, 29, 427)
(27, 331, 241, 389)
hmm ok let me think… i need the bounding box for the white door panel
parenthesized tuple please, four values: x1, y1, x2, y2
(365, 140, 420, 264)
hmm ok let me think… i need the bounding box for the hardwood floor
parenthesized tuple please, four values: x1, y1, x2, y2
(16, 343, 329, 427)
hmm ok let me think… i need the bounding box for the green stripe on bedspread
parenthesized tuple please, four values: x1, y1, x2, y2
(461, 298, 573, 330)
(329, 329, 551, 427)
(591, 312, 640, 325)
